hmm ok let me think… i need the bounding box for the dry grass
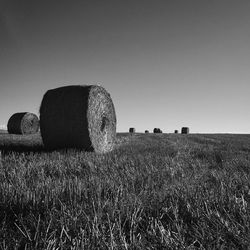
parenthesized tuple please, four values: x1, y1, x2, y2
(0, 133, 250, 249)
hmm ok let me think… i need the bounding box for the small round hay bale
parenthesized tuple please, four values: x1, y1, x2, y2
(181, 127, 189, 134)
(153, 128, 161, 133)
(174, 130, 178, 134)
(129, 128, 135, 133)
(40, 85, 116, 153)
(145, 130, 149, 133)
(7, 112, 39, 135)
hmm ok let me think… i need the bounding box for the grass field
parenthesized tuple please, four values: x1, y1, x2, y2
(0, 132, 250, 249)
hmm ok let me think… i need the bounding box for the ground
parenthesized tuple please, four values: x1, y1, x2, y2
(0, 132, 249, 249)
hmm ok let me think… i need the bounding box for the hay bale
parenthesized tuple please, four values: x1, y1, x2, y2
(153, 128, 161, 133)
(174, 130, 178, 134)
(39, 85, 116, 153)
(181, 127, 189, 134)
(129, 128, 135, 133)
(145, 130, 149, 133)
(7, 112, 39, 135)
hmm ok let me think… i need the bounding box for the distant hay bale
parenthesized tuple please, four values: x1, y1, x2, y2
(174, 130, 178, 134)
(145, 130, 149, 133)
(40, 85, 116, 153)
(7, 112, 39, 135)
(153, 128, 161, 133)
(129, 128, 135, 133)
(181, 127, 189, 134)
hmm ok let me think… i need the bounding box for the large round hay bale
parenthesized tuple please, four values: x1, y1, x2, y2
(174, 130, 178, 134)
(39, 85, 116, 153)
(145, 130, 149, 133)
(7, 112, 39, 135)
(181, 127, 189, 134)
(129, 127, 135, 133)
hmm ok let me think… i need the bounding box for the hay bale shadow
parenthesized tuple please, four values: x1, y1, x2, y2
(0, 133, 44, 154)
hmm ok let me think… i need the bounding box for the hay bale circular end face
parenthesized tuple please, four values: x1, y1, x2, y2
(181, 127, 189, 134)
(7, 112, 39, 135)
(40, 85, 116, 153)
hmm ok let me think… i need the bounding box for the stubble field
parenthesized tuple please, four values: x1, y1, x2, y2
(0, 132, 249, 249)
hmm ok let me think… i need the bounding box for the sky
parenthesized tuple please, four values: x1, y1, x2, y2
(0, 0, 249, 133)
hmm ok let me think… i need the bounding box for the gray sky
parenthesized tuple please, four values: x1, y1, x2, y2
(0, 0, 249, 133)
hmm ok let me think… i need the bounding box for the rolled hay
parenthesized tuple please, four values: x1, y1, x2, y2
(39, 85, 116, 153)
(153, 128, 161, 133)
(7, 112, 39, 135)
(181, 127, 189, 134)
(145, 130, 149, 133)
(174, 130, 179, 134)
(129, 127, 135, 133)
